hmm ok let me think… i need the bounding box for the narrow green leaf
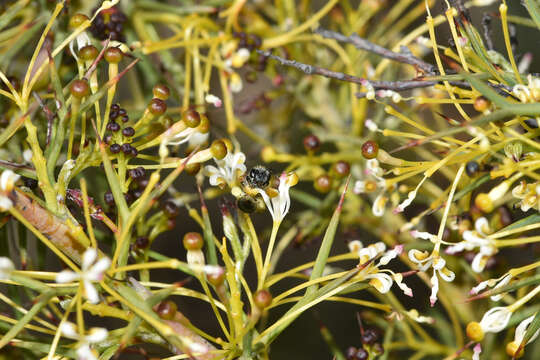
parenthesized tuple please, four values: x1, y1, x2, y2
(524, 0, 540, 31)
(0, 291, 54, 349)
(306, 178, 349, 296)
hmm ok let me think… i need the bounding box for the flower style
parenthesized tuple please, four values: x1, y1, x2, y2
(0, 257, 15, 280)
(205, 93, 223, 108)
(56, 248, 110, 304)
(0, 170, 20, 211)
(512, 180, 540, 212)
(349, 240, 412, 296)
(204, 150, 247, 189)
(61, 321, 108, 360)
(446, 217, 497, 273)
(257, 172, 298, 223)
(353, 159, 396, 217)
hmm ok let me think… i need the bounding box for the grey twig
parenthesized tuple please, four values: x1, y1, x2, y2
(259, 50, 444, 93)
(314, 27, 436, 74)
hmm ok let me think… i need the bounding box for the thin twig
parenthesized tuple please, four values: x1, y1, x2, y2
(32, 92, 55, 146)
(258, 50, 437, 91)
(314, 27, 436, 74)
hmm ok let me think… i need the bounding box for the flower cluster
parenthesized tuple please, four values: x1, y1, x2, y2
(349, 240, 412, 297)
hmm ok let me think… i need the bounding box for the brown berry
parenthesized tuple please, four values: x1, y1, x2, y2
(303, 135, 320, 153)
(183, 232, 204, 251)
(314, 174, 332, 193)
(182, 109, 201, 128)
(79, 45, 98, 62)
(104, 47, 123, 63)
(474, 96, 490, 112)
(207, 267, 225, 286)
(210, 140, 227, 160)
(156, 300, 177, 320)
(148, 98, 167, 115)
(69, 14, 89, 30)
(254, 289, 272, 309)
(70, 79, 90, 98)
(153, 84, 170, 100)
(332, 161, 350, 178)
(361, 141, 379, 159)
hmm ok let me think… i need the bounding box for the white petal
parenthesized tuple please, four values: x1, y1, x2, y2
(0, 170, 19, 191)
(83, 280, 100, 304)
(85, 327, 108, 343)
(429, 272, 439, 306)
(60, 322, 79, 339)
(87, 257, 110, 281)
(56, 270, 80, 283)
(353, 180, 366, 194)
(490, 274, 511, 301)
(82, 248, 98, 271)
(393, 273, 413, 297)
(471, 253, 487, 273)
(368, 273, 393, 293)
(471, 280, 489, 295)
(475, 217, 489, 235)
(76, 343, 97, 360)
(432, 257, 446, 271)
(480, 306, 512, 333)
(0, 257, 14, 279)
(438, 267, 455, 282)
(379, 245, 402, 265)
(372, 193, 387, 217)
(0, 196, 13, 211)
(515, 314, 540, 345)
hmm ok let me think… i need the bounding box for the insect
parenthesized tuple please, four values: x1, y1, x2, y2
(8, 189, 86, 264)
(236, 165, 277, 213)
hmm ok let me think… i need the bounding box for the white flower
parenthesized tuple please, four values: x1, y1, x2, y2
(512, 74, 540, 103)
(478, 306, 512, 333)
(471, 274, 512, 301)
(351, 241, 412, 297)
(353, 159, 392, 217)
(203, 151, 246, 188)
(257, 172, 297, 223)
(408, 241, 455, 306)
(56, 248, 110, 304)
(61, 322, 108, 360)
(205, 94, 222, 107)
(0, 170, 20, 211)
(0, 257, 15, 279)
(366, 272, 393, 293)
(512, 180, 540, 212)
(446, 217, 497, 273)
(514, 314, 540, 346)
